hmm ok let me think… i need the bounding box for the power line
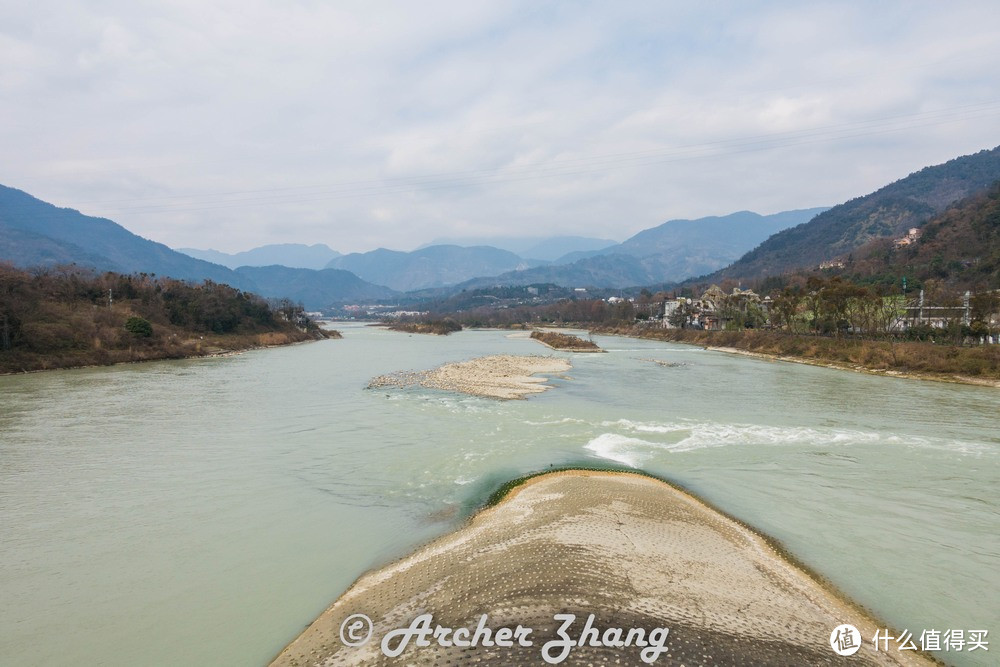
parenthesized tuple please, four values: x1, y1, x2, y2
(71, 100, 1000, 211)
(87, 102, 1000, 215)
(4, 101, 998, 225)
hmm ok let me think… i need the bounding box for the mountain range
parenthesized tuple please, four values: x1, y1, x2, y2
(704, 146, 1000, 283)
(455, 209, 829, 289)
(3, 144, 998, 309)
(178, 244, 341, 270)
(324, 245, 540, 291)
(312, 208, 827, 292)
(419, 235, 617, 262)
(174, 211, 823, 292)
(179, 237, 620, 291)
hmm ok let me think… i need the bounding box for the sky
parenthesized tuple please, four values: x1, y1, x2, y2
(2, 1, 999, 254)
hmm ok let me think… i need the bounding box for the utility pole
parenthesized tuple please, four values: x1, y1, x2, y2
(107, 289, 113, 309)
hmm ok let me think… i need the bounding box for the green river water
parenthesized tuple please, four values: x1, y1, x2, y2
(1, 323, 997, 665)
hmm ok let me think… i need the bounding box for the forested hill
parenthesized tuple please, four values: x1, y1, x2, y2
(235, 265, 397, 307)
(705, 146, 1000, 283)
(0, 264, 326, 373)
(830, 181, 1000, 291)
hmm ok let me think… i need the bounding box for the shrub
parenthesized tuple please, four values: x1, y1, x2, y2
(124, 316, 153, 338)
(530, 330, 601, 350)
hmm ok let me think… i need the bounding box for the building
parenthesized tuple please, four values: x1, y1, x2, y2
(893, 227, 921, 249)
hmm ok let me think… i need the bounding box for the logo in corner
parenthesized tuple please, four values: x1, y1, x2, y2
(830, 624, 862, 656)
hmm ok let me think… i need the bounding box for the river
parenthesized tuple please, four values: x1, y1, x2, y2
(1, 323, 997, 665)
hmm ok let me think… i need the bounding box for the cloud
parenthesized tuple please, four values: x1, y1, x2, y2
(1, 1, 998, 253)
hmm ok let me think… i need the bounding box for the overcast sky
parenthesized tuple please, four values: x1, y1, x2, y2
(2, 1, 999, 254)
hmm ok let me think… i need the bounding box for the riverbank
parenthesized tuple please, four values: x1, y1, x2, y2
(593, 325, 1000, 387)
(368, 354, 571, 399)
(270, 470, 931, 666)
(0, 328, 332, 375)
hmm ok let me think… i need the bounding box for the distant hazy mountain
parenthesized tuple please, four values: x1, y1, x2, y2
(178, 243, 341, 270)
(0, 184, 251, 288)
(419, 235, 617, 261)
(551, 248, 610, 264)
(457, 208, 827, 289)
(707, 145, 1000, 282)
(458, 254, 658, 290)
(520, 236, 618, 261)
(325, 245, 538, 291)
(235, 265, 396, 310)
(614, 209, 829, 259)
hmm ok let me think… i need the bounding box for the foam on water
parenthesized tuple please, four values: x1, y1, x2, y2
(589, 419, 990, 457)
(584, 433, 658, 467)
(524, 417, 587, 426)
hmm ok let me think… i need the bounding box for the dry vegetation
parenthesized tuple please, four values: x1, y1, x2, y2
(386, 319, 462, 335)
(0, 263, 328, 373)
(530, 330, 603, 351)
(594, 325, 1000, 382)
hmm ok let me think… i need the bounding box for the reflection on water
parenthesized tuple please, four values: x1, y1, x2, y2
(1, 323, 997, 666)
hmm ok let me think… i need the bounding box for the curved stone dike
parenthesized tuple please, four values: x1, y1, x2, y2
(270, 470, 934, 666)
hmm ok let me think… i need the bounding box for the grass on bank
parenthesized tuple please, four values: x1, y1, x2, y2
(593, 324, 1000, 381)
(480, 463, 668, 509)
